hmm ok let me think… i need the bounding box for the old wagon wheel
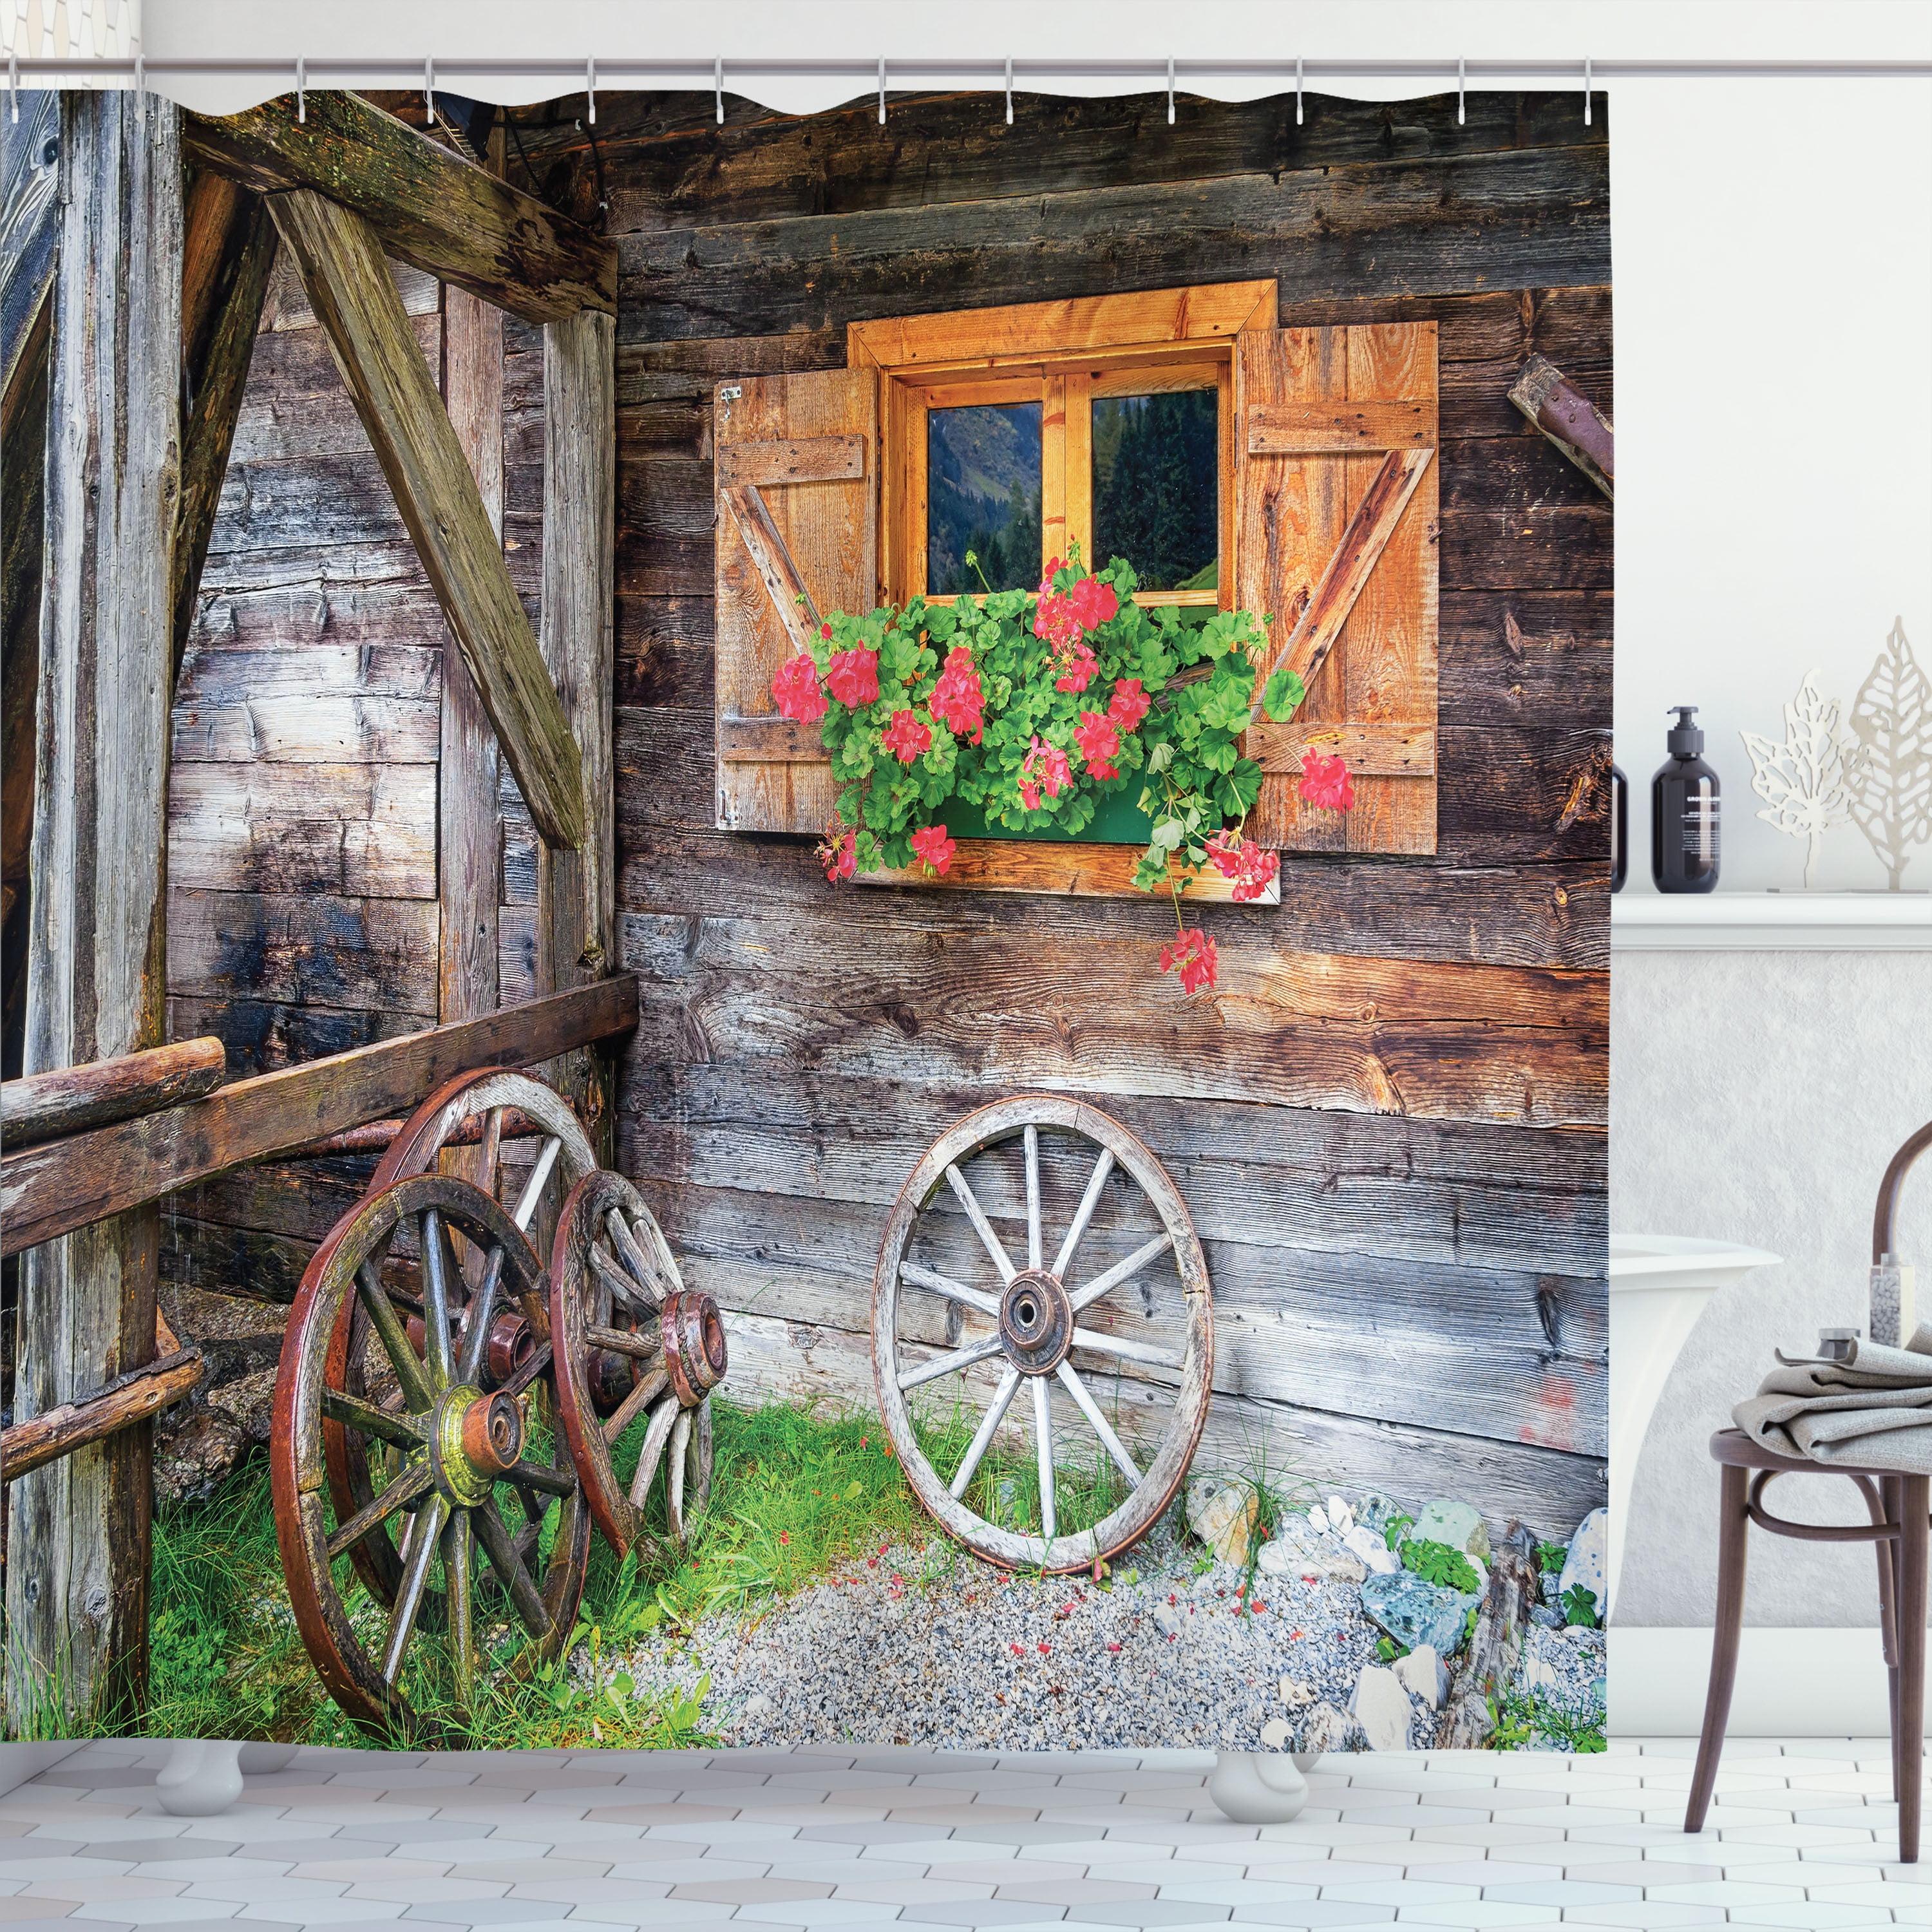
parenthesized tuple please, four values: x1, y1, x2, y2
(272, 1172, 591, 1743)
(325, 1069, 598, 1604)
(551, 1168, 725, 1559)
(872, 1094, 1213, 1575)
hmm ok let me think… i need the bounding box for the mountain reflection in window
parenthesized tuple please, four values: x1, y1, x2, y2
(1092, 389, 1218, 592)
(927, 402, 1043, 595)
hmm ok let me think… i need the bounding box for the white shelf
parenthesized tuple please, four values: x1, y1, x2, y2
(1612, 891, 1932, 951)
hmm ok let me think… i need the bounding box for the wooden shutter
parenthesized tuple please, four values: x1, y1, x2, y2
(713, 368, 879, 833)
(1235, 323, 1439, 854)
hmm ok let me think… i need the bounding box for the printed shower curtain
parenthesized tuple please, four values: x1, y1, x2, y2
(1, 79, 1611, 1754)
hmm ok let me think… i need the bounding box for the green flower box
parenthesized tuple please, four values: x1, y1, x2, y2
(941, 789, 1157, 848)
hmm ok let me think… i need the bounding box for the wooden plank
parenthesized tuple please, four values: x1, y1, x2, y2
(720, 484, 823, 650)
(848, 280, 1277, 372)
(168, 889, 439, 1012)
(1262, 446, 1434, 695)
(439, 271, 506, 1025)
(1247, 398, 1437, 453)
(536, 307, 620, 1162)
(2, 1039, 227, 1150)
(1, 283, 49, 899)
(184, 92, 615, 323)
(1249, 721, 1437, 776)
(171, 175, 278, 667)
(269, 188, 587, 851)
(0, 88, 59, 392)
(859, 842, 1278, 904)
(9, 90, 184, 1730)
(1, 1352, 205, 1483)
(717, 435, 866, 488)
(0, 980, 638, 1258)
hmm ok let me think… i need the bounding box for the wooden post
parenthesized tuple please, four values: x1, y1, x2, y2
(535, 308, 618, 1156)
(7, 91, 184, 1729)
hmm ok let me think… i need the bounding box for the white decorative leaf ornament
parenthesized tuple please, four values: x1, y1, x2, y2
(1740, 672, 1861, 888)
(1846, 618, 1932, 889)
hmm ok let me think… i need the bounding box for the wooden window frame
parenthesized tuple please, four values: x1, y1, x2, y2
(851, 281, 1273, 614)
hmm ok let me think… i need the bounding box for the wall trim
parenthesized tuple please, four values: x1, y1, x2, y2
(1612, 891, 1932, 951)
(1611, 1625, 1927, 1736)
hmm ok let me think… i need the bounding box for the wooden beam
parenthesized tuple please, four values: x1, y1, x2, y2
(536, 308, 619, 1160)
(1262, 446, 1434, 695)
(1508, 352, 1613, 500)
(859, 842, 1279, 904)
(183, 92, 615, 324)
(171, 173, 278, 667)
(1, 1350, 205, 1484)
(0, 980, 638, 1260)
(8, 90, 184, 1731)
(721, 481, 822, 650)
(1248, 721, 1438, 777)
(1, 284, 49, 904)
(2, 1037, 227, 1149)
(438, 271, 505, 1025)
(269, 187, 588, 850)
(717, 436, 867, 488)
(1247, 399, 1437, 453)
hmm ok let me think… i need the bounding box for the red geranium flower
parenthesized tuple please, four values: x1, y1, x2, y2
(826, 647, 880, 708)
(771, 653, 827, 723)
(1068, 576, 1119, 632)
(1204, 830, 1280, 903)
(1053, 639, 1099, 694)
(816, 819, 857, 884)
(1018, 736, 1072, 811)
(928, 646, 985, 742)
(1159, 927, 1218, 994)
(1106, 678, 1150, 734)
(909, 824, 956, 876)
(1072, 711, 1122, 781)
(1299, 746, 1356, 812)
(882, 708, 933, 763)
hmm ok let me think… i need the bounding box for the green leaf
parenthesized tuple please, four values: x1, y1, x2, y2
(1262, 667, 1306, 723)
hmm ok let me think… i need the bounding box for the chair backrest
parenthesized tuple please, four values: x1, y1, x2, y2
(1872, 1118, 1932, 1263)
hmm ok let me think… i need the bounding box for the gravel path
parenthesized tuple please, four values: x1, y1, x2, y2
(599, 1519, 1383, 1750)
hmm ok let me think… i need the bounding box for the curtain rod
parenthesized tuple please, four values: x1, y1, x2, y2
(7, 55, 1931, 84)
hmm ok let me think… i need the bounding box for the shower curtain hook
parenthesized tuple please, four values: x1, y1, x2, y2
(715, 55, 724, 125)
(425, 57, 436, 126)
(296, 57, 306, 123)
(1005, 56, 1013, 126)
(587, 55, 596, 125)
(1584, 55, 1593, 124)
(1294, 55, 1303, 126)
(878, 56, 886, 126)
(1457, 55, 1465, 126)
(1167, 57, 1175, 126)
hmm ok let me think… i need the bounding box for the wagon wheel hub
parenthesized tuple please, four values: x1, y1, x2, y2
(661, 1289, 729, 1407)
(433, 1385, 525, 1507)
(999, 1267, 1072, 1375)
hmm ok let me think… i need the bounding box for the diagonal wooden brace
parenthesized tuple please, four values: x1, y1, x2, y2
(721, 480, 824, 652)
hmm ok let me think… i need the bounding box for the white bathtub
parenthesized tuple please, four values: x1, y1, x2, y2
(1607, 1234, 1781, 1613)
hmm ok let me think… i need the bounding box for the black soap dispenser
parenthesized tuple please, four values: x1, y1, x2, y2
(1651, 706, 1721, 894)
(1611, 761, 1628, 893)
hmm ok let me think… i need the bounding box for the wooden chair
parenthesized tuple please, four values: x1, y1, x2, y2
(1687, 1117, 1932, 1864)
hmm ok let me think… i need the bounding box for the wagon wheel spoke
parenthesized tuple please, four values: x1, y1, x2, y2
(323, 1387, 427, 1452)
(945, 1162, 1017, 1284)
(510, 1135, 564, 1233)
(667, 1408, 692, 1544)
(898, 1332, 1005, 1392)
(1055, 1360, 1143, 1487)
(473, 1497, 552, 1637)
(601, 1365, 668, 1444)
(949, 1365, 1022, 1500)
(1052, 1149, 1116, 1279)
(479, 1106, 505, 1198)
(627, 1397, 681, 1510)
(585, 1323, 661, 1362)
(900, 1260, 1001, 1317)
(1070, 1325, 1183, 1372)
(419, 1208, 458, 1387)
(381, 1492, 449, 1687)
(1023, 1125, 1043, 1271)
(453, 1244, 506, 1390)
(507, 1459, 577, 1497)
(355, 1262, 433, 1411)
(500, 1340, 551, 1401)
(1068, 1232, 1173, 1316)
(1031, 1374, 1057, 1539)
(605, 1209, 666, 1305)
(326, 1458, 433, 1561)
(589, 1242, 654, 1314)
(442, 1509, 475, 1709)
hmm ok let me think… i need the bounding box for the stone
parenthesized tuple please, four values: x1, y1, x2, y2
(1356, 1490, 1403, 1535)
(1188, 1478, 1259, 1565)
(1325, 1494, 1354, 1534)
(1342, 1524, 1400, 1575)
(1153, 1600, 1183, 1639)
(1350, 1664, 1416, 1751)
(1531, 1604, 1564, 1630)
(1361, 1570, 1479, 1657)
(1306, 1502, 1329, 1535)
(1394, 1643, 1448, 1710)
(1280, 1676, 1315, 1708)
(1296, 1700, 1366, 1754)
(1258, 1533, 1363, 1586)
(1409, 1498, 1492, 1562)
(1556, 1506, 1607, 1622)
(1259, 1717, 1292, 1749)
(153, 1405, 250, 1504)
(738, 1692, 774, 1726)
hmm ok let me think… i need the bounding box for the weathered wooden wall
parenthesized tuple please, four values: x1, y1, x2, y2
(528, 86, 1613, 1534)
(161, 87, 1609, 1535)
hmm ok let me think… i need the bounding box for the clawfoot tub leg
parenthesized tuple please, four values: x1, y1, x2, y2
(1206, 1750, 1309, 1823)
(155, 1741, 244, 1815)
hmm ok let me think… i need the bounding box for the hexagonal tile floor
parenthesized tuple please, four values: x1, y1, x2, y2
(0, 1739, 1921, 1931)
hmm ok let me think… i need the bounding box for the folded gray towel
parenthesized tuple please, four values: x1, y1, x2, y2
(1732, 1321, 1932, 1473)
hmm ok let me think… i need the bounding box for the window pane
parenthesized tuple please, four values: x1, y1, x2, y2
(927, 402, 1043, 595)
(1092, 388, 1218, 592)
